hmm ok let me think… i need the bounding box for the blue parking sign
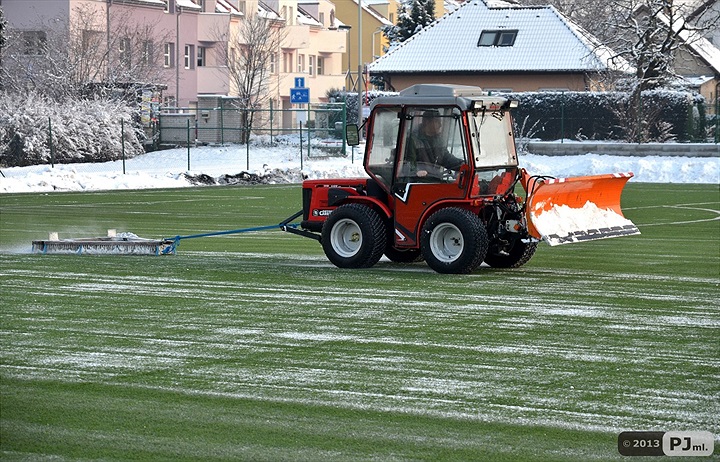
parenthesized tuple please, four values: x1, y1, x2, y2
(290, 88, 310, 104)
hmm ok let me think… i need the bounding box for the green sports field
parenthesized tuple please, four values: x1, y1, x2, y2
(1, 183, 718, 461)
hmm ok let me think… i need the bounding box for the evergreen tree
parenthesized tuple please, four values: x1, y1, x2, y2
(383, 0, 436, 49)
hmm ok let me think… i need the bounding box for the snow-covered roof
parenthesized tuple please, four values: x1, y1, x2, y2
(369, 0, 630, 74)
(216, 0, 243, 15)
(177, 0, 201, 10)
(297, 7, 323, 27)
(258, 2, 282, 20)
(350, 0, 393, 27)
(655, 9, 720, 74)
(677, 74, 716, 86)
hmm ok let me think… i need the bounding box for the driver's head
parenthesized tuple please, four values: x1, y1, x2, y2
(421, 110, 442, 135)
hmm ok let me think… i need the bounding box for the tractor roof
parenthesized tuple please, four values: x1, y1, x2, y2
(369, 84, 514, 112)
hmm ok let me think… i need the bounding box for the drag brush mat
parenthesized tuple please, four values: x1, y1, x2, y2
(32, 232, 176, 255)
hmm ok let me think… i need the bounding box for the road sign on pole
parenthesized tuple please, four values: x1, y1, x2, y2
(294, 77, 305, 88)
(290, 88, 310, 104)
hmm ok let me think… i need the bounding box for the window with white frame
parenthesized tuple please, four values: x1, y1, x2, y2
(297, 54, 304, 73)
(164, 42, 174, 67)
(81, 30, 102, 55)
(283, 52, 292, 73)
(308, 55, 315, 76)
(270, 52, 277, 74)
(184, 44, 194, 69)
(197, 46, 206, 67)
(141, 40, 153, 66)
(119, 37, 131, 68)
(317, 56, 325, 76)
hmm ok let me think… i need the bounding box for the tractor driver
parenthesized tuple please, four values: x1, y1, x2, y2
(403, 110, 465, 181)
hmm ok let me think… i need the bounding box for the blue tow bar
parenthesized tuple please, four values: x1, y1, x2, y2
(162, 211, 305, 254)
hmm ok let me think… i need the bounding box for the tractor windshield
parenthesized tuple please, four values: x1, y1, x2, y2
(470, 108, 518, 169)
(365, 107, 401, 187)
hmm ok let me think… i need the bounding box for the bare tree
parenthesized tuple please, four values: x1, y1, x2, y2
(1, 4, 172, 100)
(599, 0, 719, 140)
(514, 0, 617, 43)
(215, 14, 286, 143)
(0, 9, 7, 86)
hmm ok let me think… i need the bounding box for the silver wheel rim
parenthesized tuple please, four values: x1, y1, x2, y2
(430, 223, 464, 263)
(330, 218, 362, 258)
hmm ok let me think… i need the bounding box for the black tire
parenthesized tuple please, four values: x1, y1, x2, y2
(484, 240, 538, 268)
(420, 208, 488, 274)
(384, 245, 423, 263)
(321, 204, 387, 269)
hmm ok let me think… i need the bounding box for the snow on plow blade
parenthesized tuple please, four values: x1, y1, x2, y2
(522, 171, 640, 246)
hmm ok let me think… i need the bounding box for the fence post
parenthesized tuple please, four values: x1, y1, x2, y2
(270, 99, 274, 143)
(48, 117, 55, 168)
(715, 93, 720, 144)
(246, 109, 250, 170)
(121, 118, 126, 174)
(342, 102, 347, 156)
(299, 120, 303, 171)
(307, 105, 311, 160)
(187, 118, 191, 171)
(220, 99, 225, 145)
(560, 91, 565, 144)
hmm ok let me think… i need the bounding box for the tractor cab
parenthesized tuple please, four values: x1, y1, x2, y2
(354, 85, 520, 199)
(349, 85, 522, 247)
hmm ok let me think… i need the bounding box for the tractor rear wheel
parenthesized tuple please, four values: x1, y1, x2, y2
(321, 204, 387, 269)
(420, 208, 488, 274)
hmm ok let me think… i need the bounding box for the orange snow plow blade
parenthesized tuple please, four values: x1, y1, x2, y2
(521, 170, 640, 246)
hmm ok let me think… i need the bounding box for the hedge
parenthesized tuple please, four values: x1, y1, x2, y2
(0, 94, 145, 167)
(512, 90, 707, 142)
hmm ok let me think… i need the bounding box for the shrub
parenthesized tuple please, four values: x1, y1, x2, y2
(0, 94, 145, 167)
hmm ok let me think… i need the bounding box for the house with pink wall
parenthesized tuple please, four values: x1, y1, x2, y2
(1, 0, 348, 116)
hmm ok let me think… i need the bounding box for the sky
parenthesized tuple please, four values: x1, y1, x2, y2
(0, 141, 718, 193)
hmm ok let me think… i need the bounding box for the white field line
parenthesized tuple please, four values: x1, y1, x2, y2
(626, 201, 720, 227)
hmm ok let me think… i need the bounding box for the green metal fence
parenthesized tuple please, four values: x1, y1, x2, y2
(157, 102, 348, 158)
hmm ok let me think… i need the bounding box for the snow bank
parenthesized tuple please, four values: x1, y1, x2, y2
(0, 144, 717, 193)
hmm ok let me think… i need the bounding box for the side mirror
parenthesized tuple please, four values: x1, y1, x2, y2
(346, 124, 360, 146)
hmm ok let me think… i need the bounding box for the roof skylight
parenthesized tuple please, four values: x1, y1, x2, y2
(477, 30, 518, 47)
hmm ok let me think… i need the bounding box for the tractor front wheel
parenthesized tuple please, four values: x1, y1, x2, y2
(321, 204, 387, 269)
(421, 208, 488, 274)
(484, 239, 538, 268)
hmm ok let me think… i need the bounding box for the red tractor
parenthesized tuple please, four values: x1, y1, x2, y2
(283, 84, 638, 273)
